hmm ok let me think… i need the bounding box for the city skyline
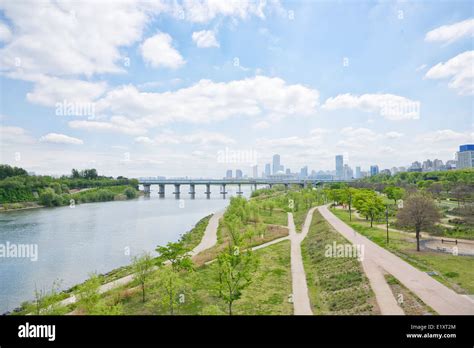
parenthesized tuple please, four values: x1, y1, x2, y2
(0, 1, 473, 178)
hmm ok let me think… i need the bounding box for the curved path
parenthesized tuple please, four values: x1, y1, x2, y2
(319, 205, 474, 315)
(60, 210, 224, 307)
(289, 207, 317, 315)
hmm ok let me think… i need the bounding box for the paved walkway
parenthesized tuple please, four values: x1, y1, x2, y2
(319, 205, 474, 315)
(60, 210, 225, 307)
(289, 207, 316, 315)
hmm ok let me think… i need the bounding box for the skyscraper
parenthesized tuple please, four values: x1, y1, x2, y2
(226, 169, 232, 179)
(272, 154, 281, 174)
(370, 165, 379, 176)
(235, 169, 243, 179)
(300, 166, 308, 178)
(335, 155, 343, 179)
(355, 166, 361, 179)
(252, 165, 258, 178)
(264, 163, 271, 177)
(457, 144, 474, 169)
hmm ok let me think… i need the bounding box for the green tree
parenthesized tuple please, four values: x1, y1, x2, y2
(124, 187, 137, 199)
(75, 273, 101, 314)
(396, 193, 441, 251)
(383, 186, 405, 204)
(132, 253, 155, 302)
(354, 191, 385, 227)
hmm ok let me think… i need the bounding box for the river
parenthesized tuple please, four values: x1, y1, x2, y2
(0, 185, 251, 313)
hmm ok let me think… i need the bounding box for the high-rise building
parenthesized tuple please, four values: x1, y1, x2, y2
(355, 166, 361, 179)
(390, 167, 398, 175)
(343, 164, 353, 180)
(226, 169, 232, 179)
(272, 154, 281, 175)
(370, 165, 379, 176)
(300, 166, 308, 178)
(408, 161, 422, 172)
(264, 163, 271, 177)
(433, 159, 444, 171)
(235, 169, 243, 179)
(285, 168, 291, 175)
(335, 155, 344, 179)
(252, 165, 258, 178)
(457, 144, 474, 169)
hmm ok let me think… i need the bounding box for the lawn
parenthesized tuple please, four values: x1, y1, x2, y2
(332, 208, 474, 294)
(301, 210, 379, 315)
(100, 240, 293, 315)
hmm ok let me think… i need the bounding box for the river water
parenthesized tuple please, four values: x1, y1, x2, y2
(0, 185, 250, 313)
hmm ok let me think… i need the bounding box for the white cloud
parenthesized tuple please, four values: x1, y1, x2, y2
(175, 0, 269, 23)
(256, 128, 328, 148)
(26, 75, 107, 107)
(416, 129, 472, 143)
(253, 120, 270, 129)
(39, 133, 83, 145)
(425, 51, 474, 96)
(425, 18, 474, 44)
(140, 32, 185, 69)
(90, 76, 319, 132)
(0, 125, 35, 144)
(68, 117, 146, 136)
(416, 64, 427, 72)
(385, 131, 404, 139)
(322, 93, 420, 120)
(192, 30, 219, 48)
(0, 1, 153, 76)
(134, 131, 235, 146)
(0, 21, 12, 42)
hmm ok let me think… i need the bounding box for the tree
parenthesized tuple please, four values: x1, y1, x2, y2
(124, 187, 137, 199)
(217, 246, 257, 315)
(396, 193, 441, 251)
(354, 190, 385, 227)
(75, 273, 101, 314)
(340, 187, 357, 221)
(383, 186, 405, 204)
(132, 253, 154, 302)
(426, 182, 443, 200)
(155, 242, 193, 314)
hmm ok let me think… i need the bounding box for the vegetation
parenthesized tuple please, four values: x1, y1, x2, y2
(0, 164, 139, 207)
(301, 210, 378, 314)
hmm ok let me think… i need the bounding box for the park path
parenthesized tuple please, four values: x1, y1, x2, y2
(289, 207, 317, 315)
(59, 210, 225, 308)
(319, 205, 474, 315)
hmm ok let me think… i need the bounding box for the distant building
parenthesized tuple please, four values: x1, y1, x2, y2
(285, 168, 291, 175)
(398, 166, 407, 173)
(343, 164, 353, 180)
(252, 165, 258, 178)
(370, 165, 379, 176)
(300, 166, 308, 178)
(272, 154, 282, 175)
(355, 166, 361, 179)
(408, 161, 422, 172)
(433, 159, 444, 171)
(335, 155, 344, 179)
(457, 144, 474, 169)
(380, 169, 391, 176)
(235, 169, 243, 179)
(390, 167, 398, 175)
(422, 159, 433, 172)
(264, 163, 271, 177)
(226, 170, 233, 179)
(446, 160, 457, 170)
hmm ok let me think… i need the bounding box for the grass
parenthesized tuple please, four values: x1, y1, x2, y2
(332, 208, 474, 294)
(384, 274, 436, 315)
(293, 208, 309, 232)
(99, 240, 293, 315)
(259, 208, 288, 226)
(301, 210, 379, 315)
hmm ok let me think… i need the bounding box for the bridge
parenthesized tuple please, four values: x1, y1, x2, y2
(138, 178, 350, 198)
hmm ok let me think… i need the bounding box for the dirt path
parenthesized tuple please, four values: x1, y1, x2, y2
(289, 207, 316, 315)
(319, 205, 474, 315)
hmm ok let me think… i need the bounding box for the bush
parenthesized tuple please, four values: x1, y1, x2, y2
(124, 187, 137, 199)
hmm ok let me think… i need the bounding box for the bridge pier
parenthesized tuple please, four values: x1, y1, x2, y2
(237, 183, 243, 195)
(189, 184, 196, 199)
(254, 183, 257, 191)
(143, 184, 151, 194)
(269, 184, 273, 189)
(220, 184, 227, 198)
(284, 183, 289, 190)
(158, 184, 165, 197)
(173, 184, 180, 199)
(205, 184, 211, 199)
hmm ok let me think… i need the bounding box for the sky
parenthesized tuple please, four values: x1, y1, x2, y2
(0, 0, 473, 178)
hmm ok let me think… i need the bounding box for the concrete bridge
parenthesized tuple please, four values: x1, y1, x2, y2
(138, 178, 350, 198)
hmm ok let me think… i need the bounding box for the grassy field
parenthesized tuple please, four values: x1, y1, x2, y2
(301, 210, 379, 315)
(384, 275, 436, 315)
(98, 240, 292, 315)
(259, 208, 288, 226)
(332, 208, 474, 294)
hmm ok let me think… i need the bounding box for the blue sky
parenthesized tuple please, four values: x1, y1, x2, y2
(0, 0, 472, 178)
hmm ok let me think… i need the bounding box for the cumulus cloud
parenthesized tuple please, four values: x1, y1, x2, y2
(416, 129, 472, 143)
(89, 76, 319, 132)
(322, 93, 420, 120)
(425, 51, 474, 96)
(385, 131, 404, 139)
(68, 117, 146, 136)
(39, 133, 83, 145)
(140, 32, 185, 69)
(0, 21, 12, 42)
(0, 125, 35, 144)
(192, 30, 219, 48)
(425, 18, 474, 44)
